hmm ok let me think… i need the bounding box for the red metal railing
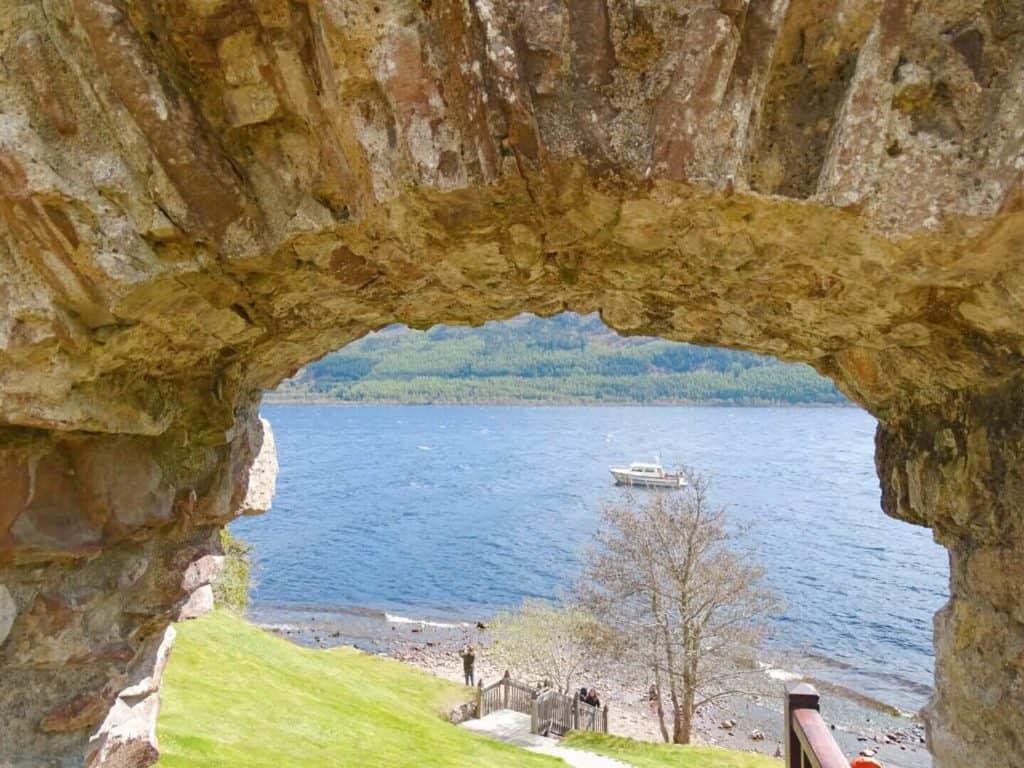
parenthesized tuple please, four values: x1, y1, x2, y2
(785, 683, 850, 768)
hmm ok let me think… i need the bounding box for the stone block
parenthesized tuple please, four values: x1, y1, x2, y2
(223, 85, 280, 127)
(40, 692, 112, 733)
(0, 585, 15, 646)
(181, 556, 225, 593)
(239, 418, 278, 516)
(176, 585, 214, 621)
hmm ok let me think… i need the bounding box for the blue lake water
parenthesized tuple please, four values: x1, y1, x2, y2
(236, 405, 948, 715)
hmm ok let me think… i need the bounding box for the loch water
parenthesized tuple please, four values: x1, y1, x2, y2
(235, 404, 948, 716)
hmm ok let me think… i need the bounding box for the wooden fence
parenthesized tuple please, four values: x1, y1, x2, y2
(478, 678, 535, 718)
(784, 683, 849, 768)
(475, 679, 609, 738)
(531, 689, 608, 737)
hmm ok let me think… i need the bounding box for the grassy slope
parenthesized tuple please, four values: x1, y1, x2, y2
(157, 612, 781, 768)
(156, 612, 561, 768)
(562, 733, 781, 768)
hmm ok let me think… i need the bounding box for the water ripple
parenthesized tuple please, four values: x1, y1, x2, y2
(235, 404, 949, 714)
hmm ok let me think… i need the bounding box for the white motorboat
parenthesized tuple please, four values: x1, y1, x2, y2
(609, 462, 686, 488)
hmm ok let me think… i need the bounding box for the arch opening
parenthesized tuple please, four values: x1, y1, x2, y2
(1, 239, 1022, 768)
(233, 312, 948, 760)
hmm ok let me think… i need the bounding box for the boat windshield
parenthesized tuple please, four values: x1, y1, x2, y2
(630, 463, 663, 473)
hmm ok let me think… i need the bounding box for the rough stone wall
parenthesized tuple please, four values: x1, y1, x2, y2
(0, 1, 1022, 766)
(877, 376, 1024, 768)
(0, 409, 268, 764)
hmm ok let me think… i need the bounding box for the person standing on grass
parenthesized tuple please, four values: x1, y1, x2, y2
(460, 645, 476, 686)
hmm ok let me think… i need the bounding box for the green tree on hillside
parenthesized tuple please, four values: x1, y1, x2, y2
(271, 313, 846, 406)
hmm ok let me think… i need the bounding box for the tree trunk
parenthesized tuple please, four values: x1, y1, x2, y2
(653, 669, 670, 743)
(669, 685, 688, 744)
(672, 710, 686, 744)
(674, 683, 695, 744)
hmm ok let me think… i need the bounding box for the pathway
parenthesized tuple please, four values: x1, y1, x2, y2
(460, 711, 632, 768)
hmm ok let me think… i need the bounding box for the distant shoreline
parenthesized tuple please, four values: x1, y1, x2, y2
(263, 395, 857, 408)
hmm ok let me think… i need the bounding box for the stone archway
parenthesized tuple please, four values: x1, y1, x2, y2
(0, 1, 1022, 765)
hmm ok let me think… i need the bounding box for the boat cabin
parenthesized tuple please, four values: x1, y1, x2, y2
(629, 463, 666, 475)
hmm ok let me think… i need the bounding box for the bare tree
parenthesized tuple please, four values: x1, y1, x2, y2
(577, 471, 779, 744)
(487, 599, 602, 695)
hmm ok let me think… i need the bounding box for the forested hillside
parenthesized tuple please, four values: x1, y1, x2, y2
(271, 313, 845, 405)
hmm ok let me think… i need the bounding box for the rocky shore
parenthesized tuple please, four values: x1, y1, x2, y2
(253, 606, 931, 767)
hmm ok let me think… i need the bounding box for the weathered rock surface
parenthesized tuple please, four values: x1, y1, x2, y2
(0, 410, 269, 764)
(877, 378, 1024, 768)
(85, 625, 175, 768)
(239, 418, 277, 516)
(0, 0, 1021, 766)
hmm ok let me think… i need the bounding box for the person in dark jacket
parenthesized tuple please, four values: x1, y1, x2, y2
(460, 645, 476, 686)
(584, 688, 600, 708)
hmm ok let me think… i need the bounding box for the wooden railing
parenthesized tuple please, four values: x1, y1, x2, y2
(478, 678, 535, 718)
(785, 683, 850, 768)
(532, 689, 573, 736)
(475, 679, 609, 737)
(531, 688, 608, 737)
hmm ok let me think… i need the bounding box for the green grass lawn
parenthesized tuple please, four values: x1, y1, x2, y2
(156, 611, 561, 767)
(157, 611, 781, 768)
(562, 733, 782, 768)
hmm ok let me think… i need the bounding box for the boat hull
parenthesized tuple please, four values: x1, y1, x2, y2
(610, 470, 686, 488)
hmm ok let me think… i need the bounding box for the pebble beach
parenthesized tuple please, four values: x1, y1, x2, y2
(254, 606, 932, 768)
